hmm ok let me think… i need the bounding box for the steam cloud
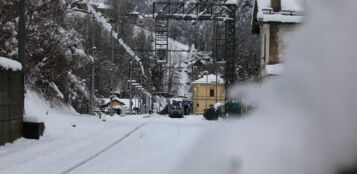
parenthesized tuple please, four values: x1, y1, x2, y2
(177, 1, 357, 174)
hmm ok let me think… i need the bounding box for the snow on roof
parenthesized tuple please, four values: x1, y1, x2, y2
(99, 97, 139, 107)
(118, 98, 140, 108)
(169, 98, 183, 102)
(266, 63, 284, 75)
(0, 57, 22, 71)
(257, 0, 304, 11)
(225, 0, 238, 5)
(256, 0, 304, 23)
(93, 2, 110, 9)
(192, 74, 225, 84)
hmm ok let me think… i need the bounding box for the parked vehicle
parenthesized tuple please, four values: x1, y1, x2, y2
(215, 104, 224, 118)
(224, 100, 243, 117)
(168, 98, 184, 118)
(204, 105, 218, 120)
(215, 100, 254, 118)
(182, 99, 192, 115)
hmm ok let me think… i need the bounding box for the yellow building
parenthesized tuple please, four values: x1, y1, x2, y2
(110, 98, 126, 109)
(192, 74, 225, 114)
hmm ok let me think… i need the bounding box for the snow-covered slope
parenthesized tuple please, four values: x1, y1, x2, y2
(86, 1, 147, 78)
(24, 91, 80, 137)
(133, 26, 192, 97)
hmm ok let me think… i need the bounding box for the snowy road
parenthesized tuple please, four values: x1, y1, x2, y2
(0, 115, 210, 174)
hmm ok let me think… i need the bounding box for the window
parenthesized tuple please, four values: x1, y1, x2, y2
(196, 103, 199, 108)
(210, 89, 215, 97)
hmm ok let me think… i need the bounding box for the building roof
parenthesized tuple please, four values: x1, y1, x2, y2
(192, 60, 204, 66)
(98, 97, 125, 106)
(112, 97, 125, 105)
(0, 57, 22, 71)
(118, 98, 140, 108)
(192, 74, 225, 84)
(253, 0, 304, 24)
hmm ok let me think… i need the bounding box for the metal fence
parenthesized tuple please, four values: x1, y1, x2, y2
(0, 69, 24, 145)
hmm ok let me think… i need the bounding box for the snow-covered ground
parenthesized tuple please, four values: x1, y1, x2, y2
(0, 91, 213, 174)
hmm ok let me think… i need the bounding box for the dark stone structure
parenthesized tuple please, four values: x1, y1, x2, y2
(0, 69, 24, 145)
(22, 122, 45, 140)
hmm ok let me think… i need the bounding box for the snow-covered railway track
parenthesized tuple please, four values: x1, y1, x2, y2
(0, 119, 146, 171)
(62, 122, 149, 174)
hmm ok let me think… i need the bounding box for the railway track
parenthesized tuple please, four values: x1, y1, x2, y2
(62, 122, 149, 174)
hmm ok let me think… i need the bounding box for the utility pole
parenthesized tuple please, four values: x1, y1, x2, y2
(216, 65, 218, 103)
(108, 27, 114, 116)
(203, 71, 208, 110)
(19, 0, 26, 121)
(19, 0, 26, 73)
(213, 20, 218, 104)
(110, 28, 114, 93)
(110, 8, 114, 94)
(129, 61, 133, 115)
(90, 14, 96, 115)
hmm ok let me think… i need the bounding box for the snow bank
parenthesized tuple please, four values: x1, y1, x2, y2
(24, 90, 79, 137)
(0, 57, 22, 71)
(178, 1, 357, 174)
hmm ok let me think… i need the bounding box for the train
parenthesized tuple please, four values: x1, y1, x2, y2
(167, 98, 192, 118)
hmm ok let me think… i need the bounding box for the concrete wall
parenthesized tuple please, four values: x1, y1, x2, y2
(0, 69, 24, 145)
(192, 83, 225, 114)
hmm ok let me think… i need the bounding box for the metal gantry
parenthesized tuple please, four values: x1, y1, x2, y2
(154, 16, 169, 64)
(152, 0, 238, 88)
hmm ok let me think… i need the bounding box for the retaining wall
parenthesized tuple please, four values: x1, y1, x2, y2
(0, 69, 24, 145)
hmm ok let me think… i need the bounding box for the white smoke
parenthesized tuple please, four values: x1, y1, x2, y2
(177, 1, 357, 174)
